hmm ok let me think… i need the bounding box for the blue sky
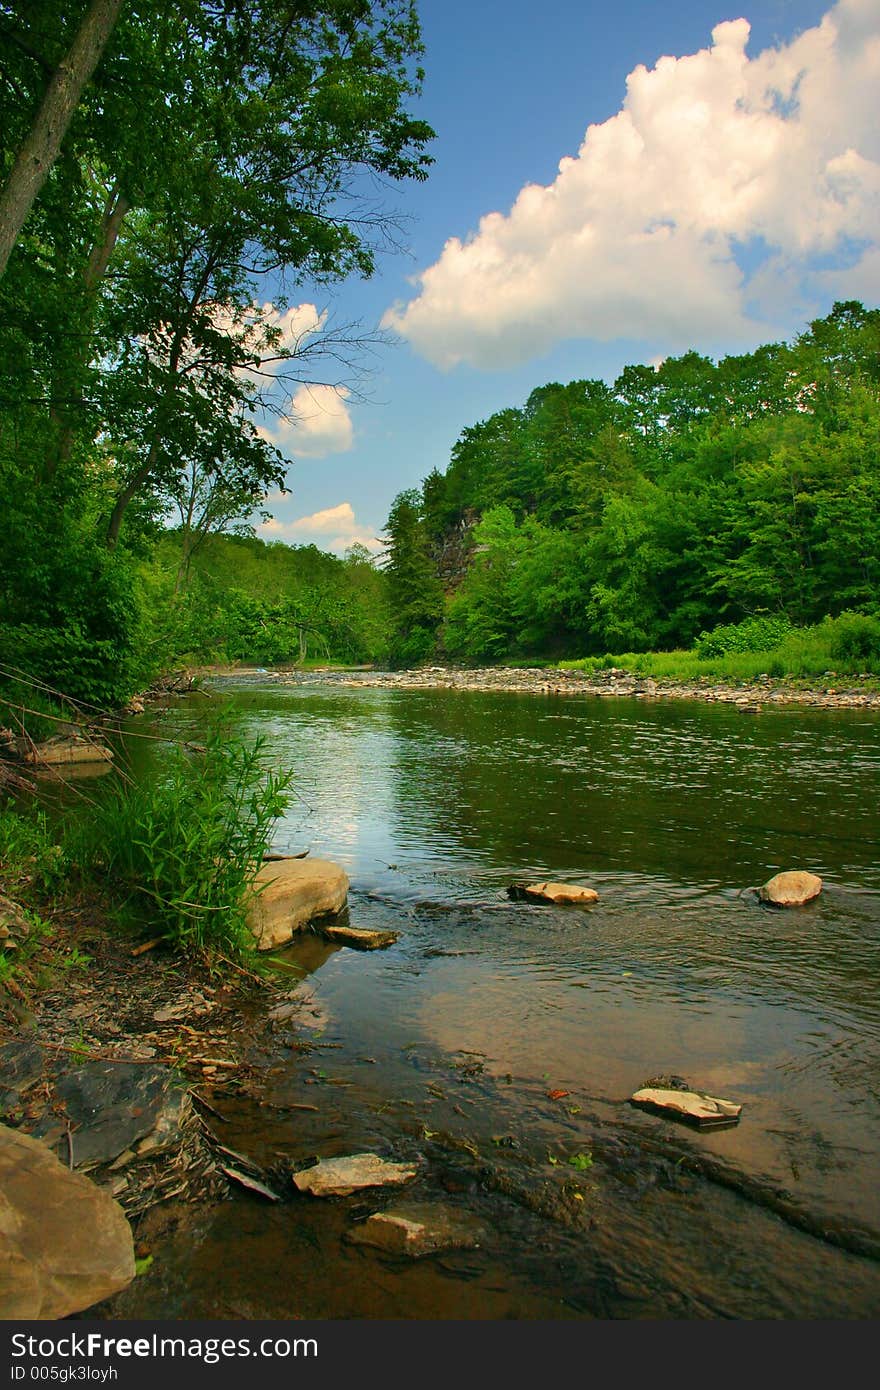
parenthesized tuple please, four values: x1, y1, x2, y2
(254, 0, 878, 555)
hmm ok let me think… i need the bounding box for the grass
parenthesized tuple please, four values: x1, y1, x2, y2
(64, 715, 294, 959)
(558, 613, 880, 686)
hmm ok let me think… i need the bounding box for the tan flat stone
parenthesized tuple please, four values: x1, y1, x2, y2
(630, 1087, 742, 1130)
(247, 858, 349, 950)
(293, 1152, 418, 1197)
(524, 882, 599, 905)
(759, 870, 822, 906)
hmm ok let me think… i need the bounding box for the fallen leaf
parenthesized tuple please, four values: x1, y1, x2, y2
(547, 1089, 570, 1101)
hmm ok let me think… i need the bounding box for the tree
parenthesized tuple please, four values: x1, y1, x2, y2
(0, 0, 124, 276)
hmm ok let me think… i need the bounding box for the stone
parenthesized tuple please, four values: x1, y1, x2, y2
(318, 924, 398, 950)
(247, 858, 349, 951)
(20, 736, 113, 766)
(0, 1122, 134, 1319)
(347, 1202, 485, 1257)
(630, 1087, 742, 1130)
(520, 882, 599, 905)
(40, 1063, 188, 1170)
(759, 870, 823, 907)
(0, 894, 32, 941)
(293, 1152, 418, 1197)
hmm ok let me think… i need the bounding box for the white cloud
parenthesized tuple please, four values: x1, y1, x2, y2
(257, 502, 383, 555)
(259, 383, 354, 459)
(383, 0, 880, 368)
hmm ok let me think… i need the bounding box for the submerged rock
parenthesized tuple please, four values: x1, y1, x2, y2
(630, 1086, 742, 1130)
(293, 1152, 418, 1197)
(318, 923, 398, 950)
(759, 870, 823, 907)
(510, 881, 599, 905)
(247, 858, 349, 950)
(0, 1122, 134, 1319)
(347, 1202, 485, 1257)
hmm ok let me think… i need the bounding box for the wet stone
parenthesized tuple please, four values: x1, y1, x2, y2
(347, 1202, 486, 1257)
(293, 1153, 418, 1197)
(630, 1086, 742, 1130)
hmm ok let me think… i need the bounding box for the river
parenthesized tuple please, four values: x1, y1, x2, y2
(110, 675, 880, 1319)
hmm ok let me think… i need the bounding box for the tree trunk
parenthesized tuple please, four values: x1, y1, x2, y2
(0, 0, 125, 278)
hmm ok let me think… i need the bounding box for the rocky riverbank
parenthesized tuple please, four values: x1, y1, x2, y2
(223, 663, 880, 711)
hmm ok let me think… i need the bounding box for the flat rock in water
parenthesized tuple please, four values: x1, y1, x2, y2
(519, 881, 599, 905)
(247, 858, 349, 951)
(347, 1202, 485, 1257)
(21, 736, 113, 766)
(0, 1122, 134, 1318)
(293, 1153, 418, 1197)
(318, 924, 398, 950)
(630, 1087, 742, 1130)
(759, 870, 823, 907)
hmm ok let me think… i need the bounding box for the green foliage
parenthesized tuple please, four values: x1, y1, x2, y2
(824, 610, 880, 665)
(388, 302, 880, 664)
(695, 615, 794, 659)
(65, 718, 293, 958)
(0, 805, 68, 892)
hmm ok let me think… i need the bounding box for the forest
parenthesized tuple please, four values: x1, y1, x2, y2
(382, 300, 880, 667)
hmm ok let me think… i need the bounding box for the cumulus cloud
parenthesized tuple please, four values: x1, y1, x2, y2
(383, 0, 880, 367)
(259, 383, 354, 459)
(257, 502, 382, 555)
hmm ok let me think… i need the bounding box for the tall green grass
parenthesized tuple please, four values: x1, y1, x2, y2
(65, 719, 293, 959)
(559, 612, 880, 683)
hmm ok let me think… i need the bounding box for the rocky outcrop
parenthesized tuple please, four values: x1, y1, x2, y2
(0, 1123, 134, 1319)
(510, 881, 599, 905)
(247, 857, 349, 951)
(759, 870, 823, 907)
(292, 1152, 418, 1197)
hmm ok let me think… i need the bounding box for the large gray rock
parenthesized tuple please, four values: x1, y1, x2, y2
(247, 858, 349, 950)
(293, 1153, 418, 1197)
(759, 870, 823, 907)
(0, 1123, 134, 1319)
(33, 1063, 188, 1170)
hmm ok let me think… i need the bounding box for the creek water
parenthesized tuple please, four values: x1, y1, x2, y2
(110, 676, 880, 1319)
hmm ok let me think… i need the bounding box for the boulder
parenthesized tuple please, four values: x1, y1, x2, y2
(293, 1152, 417, 1197)
(515, 881, 599, 905)
(247, 858, 349, 951)
(759, 870, 823, 907)
(347, 1202, 485, 1257)
(31, 1063, 189, 1170)
(0, 1122, 134, 1319)
(630, 1087, 742, 1130)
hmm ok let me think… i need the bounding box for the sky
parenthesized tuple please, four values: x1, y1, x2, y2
(251, 0, 880, 557)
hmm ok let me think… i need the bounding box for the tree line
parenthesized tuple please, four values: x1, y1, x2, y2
(383, 302, 880, 665)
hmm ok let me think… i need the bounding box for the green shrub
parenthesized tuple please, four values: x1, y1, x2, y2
(66, 719, 293, 958)
(695, 615, 794, 658)
(825, 610, 880, 666)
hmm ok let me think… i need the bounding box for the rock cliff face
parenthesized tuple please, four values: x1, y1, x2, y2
(0, 1123, 135, 1319)
(246, 857, 349, 950)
